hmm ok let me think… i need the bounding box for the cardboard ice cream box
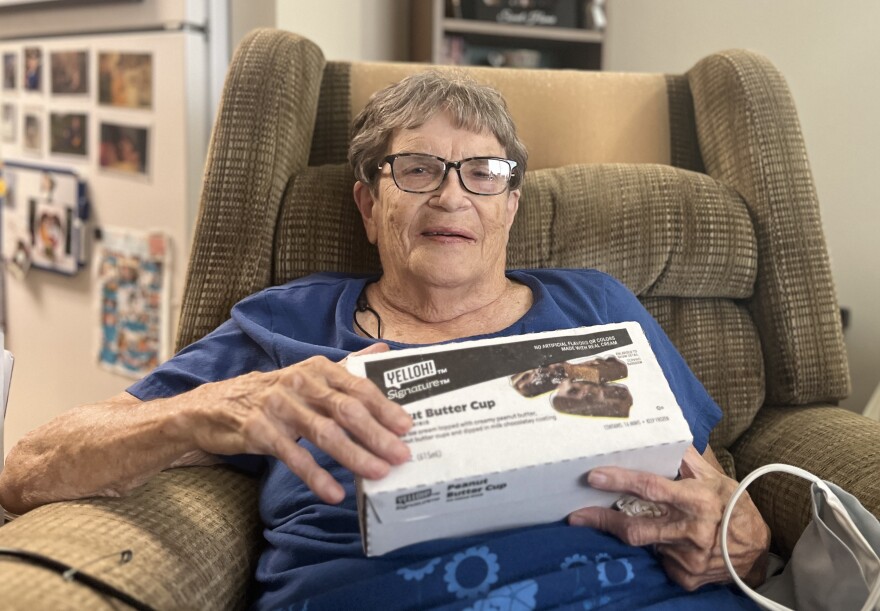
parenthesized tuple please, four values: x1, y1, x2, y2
(346, 322, 693, 556)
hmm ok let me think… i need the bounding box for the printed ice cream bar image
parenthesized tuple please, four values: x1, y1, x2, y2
(562, 357, 628, 384)
(509, 362, 568, 397)
(510, 357, 628, 397)
(551, 379, 633, 418)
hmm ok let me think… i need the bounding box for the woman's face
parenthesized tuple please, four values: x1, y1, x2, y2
(355, 112, 520, 290)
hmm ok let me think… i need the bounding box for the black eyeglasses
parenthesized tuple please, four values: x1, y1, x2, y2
(379, 153, 518, 196)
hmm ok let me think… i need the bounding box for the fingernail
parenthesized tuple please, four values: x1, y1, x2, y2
(569, 513, 586, 526)
(395, 443, 411, 463)
(328, 485, 345, 505)
(588, 471, 608, 487)
(369, 459, 390, 479)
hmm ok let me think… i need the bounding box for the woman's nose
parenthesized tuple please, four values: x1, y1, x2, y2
(432, 169, 471, 210)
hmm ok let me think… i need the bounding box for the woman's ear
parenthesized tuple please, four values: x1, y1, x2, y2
(353, 181, 378, 245)
(504, 188, 520, 232)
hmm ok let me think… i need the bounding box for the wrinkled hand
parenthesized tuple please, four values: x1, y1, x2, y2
(568, 446, 769, 591)
(183, 343, 412, 504)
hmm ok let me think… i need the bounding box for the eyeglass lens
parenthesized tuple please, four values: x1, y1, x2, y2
(391, 155, 512, 195)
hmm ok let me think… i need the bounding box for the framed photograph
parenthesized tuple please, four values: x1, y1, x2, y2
(99, 122, 148, 175)
(98, 52, 152, 109)
(2, 52, 15, 90)
(23, 47, 41, 92)
(1, 103, 15, 143)
(50, 112, 88, 157)
(50, 50, 88, 95)
(22, 111, 41, 155)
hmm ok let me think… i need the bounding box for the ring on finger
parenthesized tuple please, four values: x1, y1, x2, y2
(614, 495, 665, 518)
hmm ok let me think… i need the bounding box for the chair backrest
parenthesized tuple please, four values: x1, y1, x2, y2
(176, 29, 849, 475)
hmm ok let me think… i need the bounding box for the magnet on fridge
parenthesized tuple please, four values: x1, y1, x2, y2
(1, 162, 89, 276)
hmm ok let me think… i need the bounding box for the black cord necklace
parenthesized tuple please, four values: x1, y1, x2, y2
(355, 286, 382, 339)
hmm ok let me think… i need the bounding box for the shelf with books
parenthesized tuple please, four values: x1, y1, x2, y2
(442, 18, 603, 44)
(411, 0, 605, 71)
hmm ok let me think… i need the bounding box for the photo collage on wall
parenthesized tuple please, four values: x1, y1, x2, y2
(0, 45, 152, 178)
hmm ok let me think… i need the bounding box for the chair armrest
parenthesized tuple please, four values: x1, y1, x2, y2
(731, 405, 880, 557)
(0, 466, 260, 610)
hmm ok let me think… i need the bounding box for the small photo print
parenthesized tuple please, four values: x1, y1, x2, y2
(2, 52, 16, 90)
(50, 50, 88, 95)
(9, 234, 33, 280)
(6, 218, 33, 280)
(23, 47, 42, 92)
(100, 122, 148, 175)
(98, 52, 152, 109)
(32, 200, 68, 269)
(23, 111, 41, 154)
(1, 103, 15, 143)
(50, 112, 88, 157)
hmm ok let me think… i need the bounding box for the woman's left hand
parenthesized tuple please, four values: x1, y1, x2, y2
(568, 445, 770, 591)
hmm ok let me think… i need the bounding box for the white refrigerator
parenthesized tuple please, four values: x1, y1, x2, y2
(0, 0, 229, 458)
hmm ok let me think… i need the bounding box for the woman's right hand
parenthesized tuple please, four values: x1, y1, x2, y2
(181, 343, 412, 503)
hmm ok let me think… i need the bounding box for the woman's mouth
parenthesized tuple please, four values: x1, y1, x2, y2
(420, 228, 476, 242)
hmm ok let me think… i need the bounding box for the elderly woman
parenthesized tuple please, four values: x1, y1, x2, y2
(0, 72, 768, 610)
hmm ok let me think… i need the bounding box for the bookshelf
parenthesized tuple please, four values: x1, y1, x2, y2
(411, 0, 604, 70)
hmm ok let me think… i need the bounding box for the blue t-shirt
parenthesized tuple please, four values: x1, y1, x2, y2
(128, 269, 756, 611)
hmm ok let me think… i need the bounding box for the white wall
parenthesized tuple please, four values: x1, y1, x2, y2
(275, 0, 409, 62)
(230, 0, 276, 51)
(604, 0, 880, 413)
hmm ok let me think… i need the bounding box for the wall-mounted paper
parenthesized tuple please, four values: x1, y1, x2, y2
(94, 227, 170, 379)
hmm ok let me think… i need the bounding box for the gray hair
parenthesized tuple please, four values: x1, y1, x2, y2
(348, 70, 528, 190)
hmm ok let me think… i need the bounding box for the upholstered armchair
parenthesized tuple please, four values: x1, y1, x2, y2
(1, 29, 877, 609)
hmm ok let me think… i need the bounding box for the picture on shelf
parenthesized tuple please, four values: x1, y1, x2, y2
(50, 112, 88, 157)
(23, 47, 41, 91)
(2, 52, 15, 90)
(447, 0, 605, 33)
(98, 51, 152, 109)
(465, 0, 580, 28)
(23, 111, 41, 154)
(1, 104, 15, 143)
(50, 50, 88, 95)
(99, 122, 148, 175)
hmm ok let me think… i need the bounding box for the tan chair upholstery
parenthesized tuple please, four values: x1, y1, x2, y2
(2, 29, 878, 609)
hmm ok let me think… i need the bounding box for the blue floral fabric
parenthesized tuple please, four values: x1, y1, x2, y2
(265, 523, 756, 610)
(245, 440, 756, 610)
(128, 270, 756, 610)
